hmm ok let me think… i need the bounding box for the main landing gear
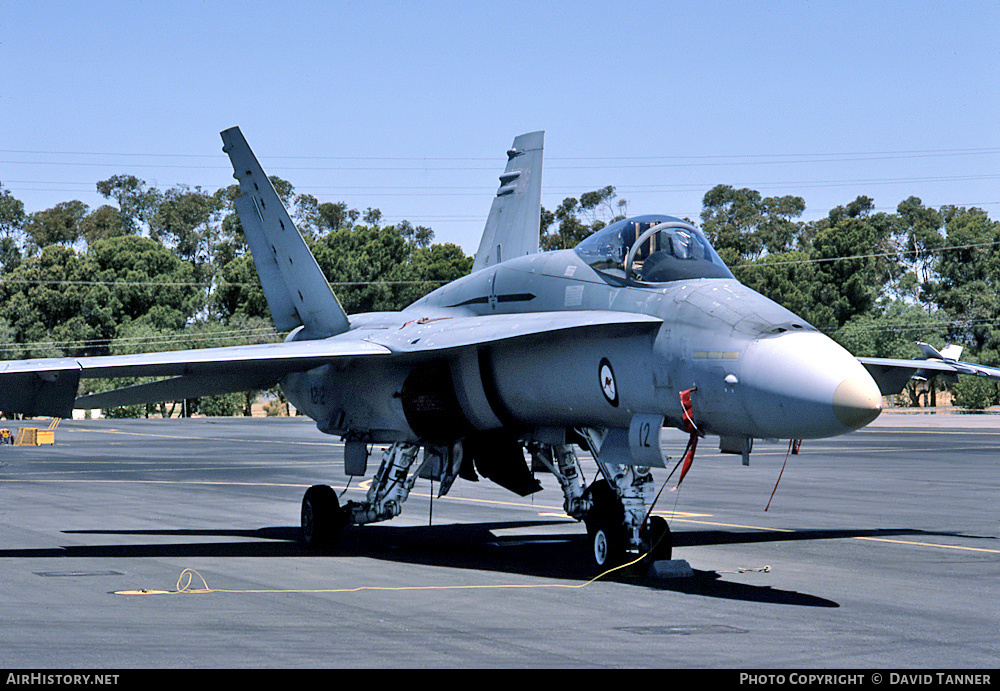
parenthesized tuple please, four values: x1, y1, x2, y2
(302, 434, 672, 574)
(300, 441, 462, 552)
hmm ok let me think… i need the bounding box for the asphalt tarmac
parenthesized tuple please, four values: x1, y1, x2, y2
(0, 414, 997, 669)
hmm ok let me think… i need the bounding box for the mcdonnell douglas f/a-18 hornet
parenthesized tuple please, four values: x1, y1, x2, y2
(1, 128, 996, 571)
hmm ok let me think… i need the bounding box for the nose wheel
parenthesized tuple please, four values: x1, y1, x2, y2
(583, 479, 627, 571)
(587, 518, 625, 570)
(642, 515, 672, 562)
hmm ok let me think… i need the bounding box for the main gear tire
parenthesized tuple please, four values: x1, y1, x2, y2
(301, 484, 345, 552)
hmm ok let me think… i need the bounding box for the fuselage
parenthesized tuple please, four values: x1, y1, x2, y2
(280, 226, 882, 448)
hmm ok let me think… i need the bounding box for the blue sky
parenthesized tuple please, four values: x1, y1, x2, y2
(3, 1, 999, 254)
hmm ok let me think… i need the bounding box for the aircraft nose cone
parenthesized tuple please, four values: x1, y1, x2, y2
(740, 331, 882, 438)
(833, 376, 883, 429)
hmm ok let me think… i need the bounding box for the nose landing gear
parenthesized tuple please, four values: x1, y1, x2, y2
(533, 433, 674, 574)
(580, 473, 672, 573)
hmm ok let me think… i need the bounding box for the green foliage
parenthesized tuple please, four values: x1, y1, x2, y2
(700, 185, 806, 262)
(149, 185, 224, 283)
(925, 207, 1000, 360)
(0, 236, 204, 358)
(809, 215, 883, 328)
(832, 301, 943, 359)
(212, 252, 270, 323)
(96, 175, 161, 235)
(540, 186, 626, 251)
(733, 196, 898, 331)
(196, 392, 243, 417)
(893, 196, 944, 304)
(404, 242, 474, 304)
(81, 205, 129, 244)
(24, 200, 89, 248)
(314, 224, 424, 313)
(102, 403, 146, 418)
(81, 318, 282, 417)
(0, 245, 111, 357)
(950, 376, 998, 411)
(738, 250, 834, 328)
(0, 184, 25, 239)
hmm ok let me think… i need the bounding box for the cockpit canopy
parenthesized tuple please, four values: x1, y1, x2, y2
(574, 214, 734, 283)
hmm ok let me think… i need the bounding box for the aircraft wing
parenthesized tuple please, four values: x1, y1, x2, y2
(0, 339, 390, 418)
(371, 310, 661, 353)
(858, 355, 1000, 395)
(0, 310, 659, 418)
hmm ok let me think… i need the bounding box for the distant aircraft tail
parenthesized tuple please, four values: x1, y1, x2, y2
(916, 341, 964, 362)
(472, 131, 544, 272)
(221, 126, 350, 339)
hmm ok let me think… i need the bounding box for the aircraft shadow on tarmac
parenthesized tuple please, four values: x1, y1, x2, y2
(4, 521, 985, 607)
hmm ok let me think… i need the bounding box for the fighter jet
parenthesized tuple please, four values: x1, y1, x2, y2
(0, 127, 962, 571)
(860, 342, 1000, 393)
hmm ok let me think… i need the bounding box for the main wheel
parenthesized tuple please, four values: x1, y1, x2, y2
(301, 484, 344, 551)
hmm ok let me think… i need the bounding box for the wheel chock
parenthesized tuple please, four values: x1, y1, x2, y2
(648, 559, 694, 579)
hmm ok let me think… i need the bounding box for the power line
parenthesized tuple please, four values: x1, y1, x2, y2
(0, 237, 997, 290)
(6, 174, 1000, 201)
(0, 277, 451, 288)
(3, 146, 1000, 172)
(824, 316, 1000, 334)
(0, 325, 283, 355)
(3, 145, 999, 161)
(731, 240, 1000, 271)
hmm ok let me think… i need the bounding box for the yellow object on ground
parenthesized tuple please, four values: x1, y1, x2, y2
(13, 418, 60, 446)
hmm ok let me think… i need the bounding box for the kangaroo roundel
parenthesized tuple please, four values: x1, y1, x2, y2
(599, 358, 619, 407)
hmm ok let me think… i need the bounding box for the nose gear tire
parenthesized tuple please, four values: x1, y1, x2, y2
(643, 515, 672, 562)
(584, 479, 627, 572)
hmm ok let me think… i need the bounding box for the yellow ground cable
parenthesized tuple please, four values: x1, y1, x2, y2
(113, 559, 652, 596)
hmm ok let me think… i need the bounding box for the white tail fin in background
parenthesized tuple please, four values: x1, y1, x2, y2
(939, 344, 964, 361)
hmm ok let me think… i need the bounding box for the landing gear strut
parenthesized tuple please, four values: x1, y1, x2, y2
(302, 435, 674, 571)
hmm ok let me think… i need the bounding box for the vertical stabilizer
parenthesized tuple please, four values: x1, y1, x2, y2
(221, 127, 350, 338)
(472, 131, 544, 272)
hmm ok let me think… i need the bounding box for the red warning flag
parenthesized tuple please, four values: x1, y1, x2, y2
(679, 387, 701, 436)
(674, 434, 698, 489)
(673, 388, 704, 490)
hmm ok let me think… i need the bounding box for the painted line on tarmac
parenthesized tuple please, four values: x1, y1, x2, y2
(853, 536, 1000, 554)
(82, 427, 342, 446)
(670, 517, 998, 555)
